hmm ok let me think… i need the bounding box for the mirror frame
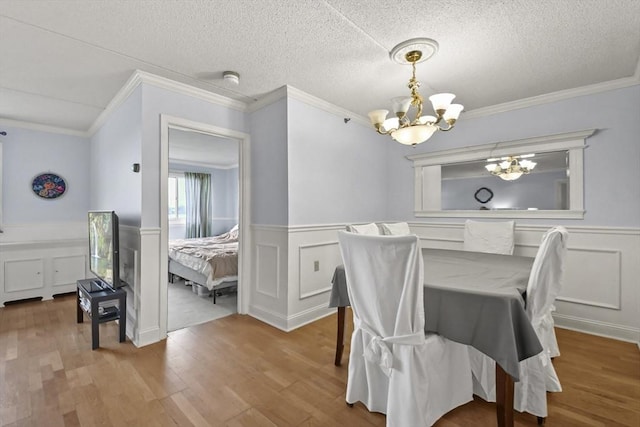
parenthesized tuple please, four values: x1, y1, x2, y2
(407, 129, 595, 219)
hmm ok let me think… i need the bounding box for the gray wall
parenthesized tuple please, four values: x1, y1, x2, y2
(141, 84, 246, 229)
(1, 126, 90, 224)
(90, 86, 143, 226)
(385, 85, 640, 227)
(249, 98, 289, 226)
(287, 98, 389, 225)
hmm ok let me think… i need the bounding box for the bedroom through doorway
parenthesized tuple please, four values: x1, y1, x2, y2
(166, 127, 240, 332)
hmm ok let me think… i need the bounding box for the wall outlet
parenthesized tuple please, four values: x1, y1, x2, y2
(314, 260, 319, 272)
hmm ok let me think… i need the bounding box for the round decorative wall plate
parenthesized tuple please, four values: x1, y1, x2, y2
(32, 172, 67, 199)
(474, 187, 494, 204)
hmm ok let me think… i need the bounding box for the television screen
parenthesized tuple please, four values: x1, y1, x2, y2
(88, 210, 121, 290)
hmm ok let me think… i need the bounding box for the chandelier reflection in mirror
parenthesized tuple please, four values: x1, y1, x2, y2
(485, 155, 537, 181)
(367, 38, 463, 146)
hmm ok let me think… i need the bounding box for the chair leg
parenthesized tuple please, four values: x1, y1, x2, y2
(537, 416, 545, 425)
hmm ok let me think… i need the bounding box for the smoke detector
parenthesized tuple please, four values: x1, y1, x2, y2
(223, 71, 240, 85)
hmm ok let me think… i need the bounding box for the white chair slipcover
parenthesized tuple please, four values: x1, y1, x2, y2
(346, 222, 380, 235)
(338, 231, 472, 427)
(463, 219, 515, 255)
(469, 226, 569, 419)
(380, 222, 411, 236)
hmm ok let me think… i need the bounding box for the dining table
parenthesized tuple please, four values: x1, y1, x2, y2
(329, 248, 543, 427)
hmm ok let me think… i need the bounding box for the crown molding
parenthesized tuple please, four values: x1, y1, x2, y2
(247, 85, 370, 127)
(463, 75, 640, 120)
(0, 118, 88, 138)
(87, 70, 144, 136)
(246, 86, 288, 113)
(285, 86, 370, 127)
(87, 70, 248, 136)
(169, 159, 238, 170)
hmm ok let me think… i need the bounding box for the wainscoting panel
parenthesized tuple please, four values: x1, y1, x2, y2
(411, 222, 640, 343)
(298, 241, 342, 299)
(561, 247, 621, 309)
(249, 225, 289, 330)
(256, 244, 280, 298)
(250, 222, 638, 344)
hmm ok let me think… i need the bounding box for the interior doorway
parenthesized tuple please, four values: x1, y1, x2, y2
(159, 115, 251, 338)
(166, 128, 239, 331)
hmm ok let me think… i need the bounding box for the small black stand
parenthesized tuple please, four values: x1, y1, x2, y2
(76, 279, 127, 350)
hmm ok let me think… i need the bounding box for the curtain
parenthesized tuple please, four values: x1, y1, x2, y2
(185, 172, 212, 238)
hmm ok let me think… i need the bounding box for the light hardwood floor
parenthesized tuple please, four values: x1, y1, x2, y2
(0, 295, 638, 426)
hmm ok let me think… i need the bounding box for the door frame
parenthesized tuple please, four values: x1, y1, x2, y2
(159, 114, 251, 338)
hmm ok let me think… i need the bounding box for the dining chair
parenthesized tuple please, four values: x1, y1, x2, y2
(345, 222, 380, 235)
(338, 231, 472, 427)
(469, 226, 569, 424)
(463, 219, 515, 255)
(380, 222, 411, 235)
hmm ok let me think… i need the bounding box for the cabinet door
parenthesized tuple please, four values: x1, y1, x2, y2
(4, 259, 44, 292)
(53, 255, 86, 287)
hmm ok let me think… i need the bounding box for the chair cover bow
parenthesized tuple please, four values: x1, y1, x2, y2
(358, 320, 425, 377)
(364, 336, 394, 376)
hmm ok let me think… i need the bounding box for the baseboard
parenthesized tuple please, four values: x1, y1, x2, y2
(249, 303, 337, 332)
(286, 304, 336, 331)
(248, 304, 288, 331)
(136, 326, 161, 347)
(554, 313, 640, 344)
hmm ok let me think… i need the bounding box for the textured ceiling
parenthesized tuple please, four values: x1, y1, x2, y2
(1, 0, 639, 133)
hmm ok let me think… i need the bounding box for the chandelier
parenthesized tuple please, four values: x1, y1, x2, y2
(367, 38, 463, 146)
(485, 155, 537, 181)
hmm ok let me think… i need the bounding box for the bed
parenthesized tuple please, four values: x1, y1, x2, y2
(168, 225, 238, 303)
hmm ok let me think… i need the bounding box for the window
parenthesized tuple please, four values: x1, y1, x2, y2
(168, 173, 186, 222)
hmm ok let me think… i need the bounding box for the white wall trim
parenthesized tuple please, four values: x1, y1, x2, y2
(255, 243, 280, 299)
(463, 78, 640, 120)
(408, 130, 593, 219)
(286, 304, 335, 331)
(160, 114, 252, 340)
(0, 118, 89, 137)
(247, 85, 369, 126)
(89, 70, 248, 136)
(248, 304, 288, 331)
(249, 302, 336, 333)
(555, 314, 639, 344)
(298, 241, 338, 299)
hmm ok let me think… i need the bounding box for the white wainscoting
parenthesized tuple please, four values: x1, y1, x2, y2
(410, 222, 640, 344)
(250, 224, 340, 331)
(251, 222, 639, 345)
(0, 222, 88, 306)
(119, 225, 141, 345)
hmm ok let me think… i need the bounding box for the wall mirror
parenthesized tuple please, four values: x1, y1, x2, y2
(407, 130, 595, 219)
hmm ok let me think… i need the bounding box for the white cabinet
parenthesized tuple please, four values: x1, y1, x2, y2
(4, 259, 44, 292)
(0, 240, 87, 306)
(53, 255, 86, 287)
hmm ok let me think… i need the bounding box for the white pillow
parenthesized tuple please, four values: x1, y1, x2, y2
(346, 223, 380, 235)
(381, 222, 411, 236)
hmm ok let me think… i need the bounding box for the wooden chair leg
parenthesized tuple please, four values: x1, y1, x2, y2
(537, 416, 545, 425)
(334, 307, 346, 366)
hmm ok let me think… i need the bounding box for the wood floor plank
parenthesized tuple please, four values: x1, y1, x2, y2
(0, 295, 638, 426)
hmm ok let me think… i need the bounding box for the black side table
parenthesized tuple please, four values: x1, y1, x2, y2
(76, 279, 127, 350)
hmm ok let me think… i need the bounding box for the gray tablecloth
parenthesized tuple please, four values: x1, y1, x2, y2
(329, 248, 543, 381)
